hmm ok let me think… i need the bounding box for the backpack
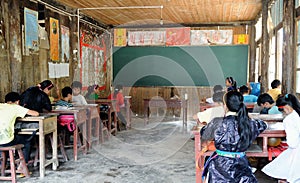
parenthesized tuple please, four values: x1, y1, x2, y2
(58, 115, 76, 132)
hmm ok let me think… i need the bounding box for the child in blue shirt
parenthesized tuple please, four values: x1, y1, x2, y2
(257, 93, 281, 114)
(239, 85, 258, 103)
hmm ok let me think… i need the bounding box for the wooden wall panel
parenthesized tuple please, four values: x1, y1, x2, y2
(124, 86, 216, 120)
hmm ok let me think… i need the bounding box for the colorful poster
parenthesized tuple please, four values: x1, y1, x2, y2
(50, 17, 59, 61)
(61, 25, 70, 62)
(114, 29, 127, 47)
(191, 30, 233, 45)
(24, 8, 38, 55)
(233, 34, 249, 44)
(166, 27, 190, 46)
(128, 31, 166, 46)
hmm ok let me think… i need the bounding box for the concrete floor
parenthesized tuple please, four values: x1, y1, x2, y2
(15, 116, 277, 183)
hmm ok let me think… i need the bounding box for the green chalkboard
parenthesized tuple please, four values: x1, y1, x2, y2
(113, 45, 248, 87)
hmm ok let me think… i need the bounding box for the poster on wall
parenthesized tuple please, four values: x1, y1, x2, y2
(127, 31, 166, 46)
(61, 25, 70, 62)
(50, 17, 59, 62)
(190, 30, 233, 45)
(80, 33, 107, 90)
(166, 27, 190, 46)
(24, 8, 38, 55)
(233, 34, 249, 44)
(114, 29, 127, 47)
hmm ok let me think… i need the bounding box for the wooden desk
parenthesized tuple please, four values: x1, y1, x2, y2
(74, 104, 100, 149)
(17, 114, 58, 178)
(143, 99, 188, 127)
(249, 113, 284, 122)
(92, 99, 118, 135)
(200, 102, 256, 112)
(192, 122, 286, 183)
(51, 108, 87, 161)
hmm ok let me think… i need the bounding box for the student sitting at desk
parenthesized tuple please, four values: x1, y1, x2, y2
(193, 91, 225, 124)
(85, 84, 100, 100)
(225, 76, 237, 92)
(71, 81, 87, 105)
(262, 94, 300, 183)
(108, 84, 127, 130)
(55, 86, 73, 109)
(267, 79, 282, 101)
(205, 85, 223, 104)
(0, 92, 39, 163)
(257, 93, 282, 114)
(200, 91, 267, 183)
(239, 85, 258, 103)
(55, 87, 76, 138)
(20, 80, 54, 113)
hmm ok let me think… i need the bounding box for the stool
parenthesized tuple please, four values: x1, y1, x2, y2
(0, 144, 30, 183)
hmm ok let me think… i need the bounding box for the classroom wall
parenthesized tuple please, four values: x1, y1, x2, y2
(122, 86, 215, 119)
(0, 0, 111, 102)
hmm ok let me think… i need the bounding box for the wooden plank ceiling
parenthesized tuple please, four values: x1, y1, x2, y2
(54, 0, 262, 27)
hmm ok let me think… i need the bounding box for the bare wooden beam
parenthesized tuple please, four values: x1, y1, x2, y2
(282, 0, 296, 94)
(249, 25, 256, 82)
(260, 0, 270, 93)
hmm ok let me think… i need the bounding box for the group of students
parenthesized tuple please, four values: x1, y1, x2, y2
(0, 80, 127, 165)
(225, 76, 283, 115)
(195, 77, 300, 183)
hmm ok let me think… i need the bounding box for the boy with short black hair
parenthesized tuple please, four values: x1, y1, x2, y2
(239, 85, 258, 103)
(55, 86, 73, 108)
(71, 81, 87, 105)
(0, 92, 39, 163)
(267, 79, 282, 101)
(257, 93, 281, 114)
(193, 91, 226, 124)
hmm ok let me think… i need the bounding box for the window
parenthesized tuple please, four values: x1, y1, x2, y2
(296, 20, 300, 93)
(270, 0, 283, 27)
(269, 36, 276, 88)
(255, 45, 261, 82)
(255, 16, 262, 42)
(276, 28, 283, 81)
(296, 0, 300, 8)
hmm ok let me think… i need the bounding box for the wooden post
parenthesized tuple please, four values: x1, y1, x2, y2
(282, 0, 296, 94)
(260, 0, 270, 93)
(0, 0, 10, 101)
(8, 0, 22, 92)
(249, 24, 256, 82)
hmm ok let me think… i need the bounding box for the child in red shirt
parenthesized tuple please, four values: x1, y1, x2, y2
(108, 85, 127, 130)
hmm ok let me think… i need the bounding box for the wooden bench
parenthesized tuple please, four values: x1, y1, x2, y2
(0, 144, 30, 183)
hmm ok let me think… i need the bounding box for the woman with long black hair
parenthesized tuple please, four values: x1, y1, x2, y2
(20, 80, 54, 113)
(200, 91, 267, 182)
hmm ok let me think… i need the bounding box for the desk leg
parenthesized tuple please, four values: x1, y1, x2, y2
(74, 126, 78, 161)
(52, 128, 58, 170)
(87, 118, 92, 151)
(144, 106, 149, 125)
(183, 105, 187, 128)
(126, 105, 131, 128)
(95, 117, 100, 145)
(39, 132, 45, 178)
(108, 111, 112, 133)
(83, 121, 87, 154)
(113, 112, 117, 134)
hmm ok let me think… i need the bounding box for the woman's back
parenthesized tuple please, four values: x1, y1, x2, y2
(20, 87, 52, 113)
